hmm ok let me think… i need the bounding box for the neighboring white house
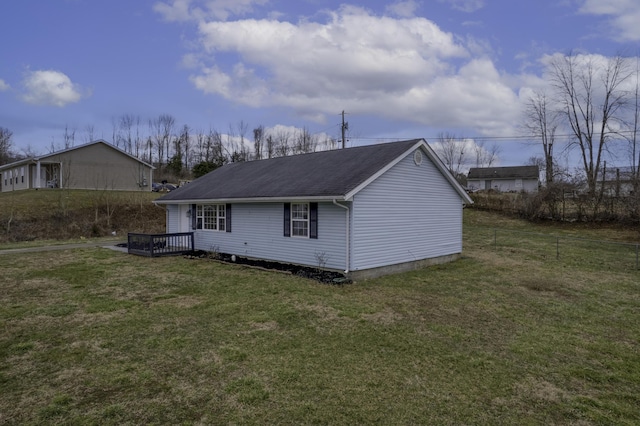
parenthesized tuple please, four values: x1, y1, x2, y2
(596, 166, 637, 197)
(467, 166, 539, 192)
(154, 139, 473, 280)
(0, 140, 154, 193)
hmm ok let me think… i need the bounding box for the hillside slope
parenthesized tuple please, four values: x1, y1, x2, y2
(0, 189, 166, 243)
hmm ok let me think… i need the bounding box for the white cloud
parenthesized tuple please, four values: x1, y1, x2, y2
(386, 0, 420, 18)
(186, 5, 522, 135)
(154, 0, 267, 21)
(21, 70, 86, 107)
(154, 0, 194, 21)
(579, 0, 640, 41)
(0, 79, 9, 91)
(439, 0, 485, 13)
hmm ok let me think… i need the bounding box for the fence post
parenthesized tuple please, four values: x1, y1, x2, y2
(636, 244, 638, 270)
(556, 237, 559, 260)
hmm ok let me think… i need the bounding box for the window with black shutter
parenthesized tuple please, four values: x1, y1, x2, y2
(284, 202, 317, 238)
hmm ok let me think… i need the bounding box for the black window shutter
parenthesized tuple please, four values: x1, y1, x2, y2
(283, 203, 291, 237)
(310, 202, 318, 239)
(191, 204, 197, 230)
(226, 204, 232, 232)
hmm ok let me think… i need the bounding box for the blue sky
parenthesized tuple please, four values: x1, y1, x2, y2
(1, 0, 639, 166)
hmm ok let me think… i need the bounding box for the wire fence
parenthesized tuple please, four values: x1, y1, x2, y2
(489, 228, 640, 271)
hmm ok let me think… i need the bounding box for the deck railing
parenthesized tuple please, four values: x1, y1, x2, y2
(127, 232, 194, 257)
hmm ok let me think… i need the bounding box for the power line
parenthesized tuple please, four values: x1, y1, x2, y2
(349, 130, 640, 144)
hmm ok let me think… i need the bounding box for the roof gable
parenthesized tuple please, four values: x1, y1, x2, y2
(0, 140, 154, 172)
(158, 139, 472, 204)
(38, 140, 155, 169)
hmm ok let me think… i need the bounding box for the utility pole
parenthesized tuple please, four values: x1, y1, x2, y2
(341, 110, 349, 149)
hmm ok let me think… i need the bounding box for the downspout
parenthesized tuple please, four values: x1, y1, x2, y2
(332, 199, 350, 274)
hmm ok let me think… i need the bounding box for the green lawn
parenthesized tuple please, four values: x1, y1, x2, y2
(0, 210, 638, 424)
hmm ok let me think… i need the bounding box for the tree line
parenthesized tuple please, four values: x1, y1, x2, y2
(0, 118, 340, 180)
(522, 52, 640, 220)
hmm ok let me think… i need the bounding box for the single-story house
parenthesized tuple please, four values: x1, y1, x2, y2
(0, 140, 154, 192)
(155, 139, 473, 280)
(467, 165, 539, 192)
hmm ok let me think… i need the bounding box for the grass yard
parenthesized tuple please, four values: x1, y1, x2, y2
(0, 210, 639, 424)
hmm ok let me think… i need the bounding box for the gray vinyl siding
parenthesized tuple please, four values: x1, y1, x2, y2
(186, 202, 348, 271)
(166, 205, 180, 233)
(351, 149, 463, 271)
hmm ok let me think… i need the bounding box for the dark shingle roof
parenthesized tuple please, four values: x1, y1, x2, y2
(467, 166, 539, 180)
(157, 139, 425, 202)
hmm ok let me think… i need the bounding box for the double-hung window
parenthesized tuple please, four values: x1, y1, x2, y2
(196, 204, 226, 231)
(291, 203, 309, 237)
(284, 202, 318, 239)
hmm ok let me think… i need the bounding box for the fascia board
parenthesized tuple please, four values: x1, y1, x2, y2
(154, 195, 347, 205)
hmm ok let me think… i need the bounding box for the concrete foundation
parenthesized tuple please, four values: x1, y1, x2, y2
(348, 253, 461, 281)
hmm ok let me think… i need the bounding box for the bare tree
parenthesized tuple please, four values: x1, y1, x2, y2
(62, 124, 76, 149)
(274, 128, 291, 157)
(145, 135, 153, 165)
(320, 135, 338, 151)
(161, 114, 175, 166)
(133, 115, 143, 159)
(111, 116, 120, 148)
(474, 141, 501, 168)
(434, 132, 469, 176)
(82, 124, 95, 144)
(524, 90, 558, 185)
(253, 125, 264, 160)
(626, 57, 640, 192)
(548, 52, 632, 199)
(293, 127, 317, 154)
(210, 128, 226, 165)
(119, 114, 136, 154)
(0, 126, 14, 165)
(227, 122, 249, 162)
(237, 120, 248, 148)
(169, 124, 191, 174)
(265, 134, 275, 159)
(149, 114, 175, 169)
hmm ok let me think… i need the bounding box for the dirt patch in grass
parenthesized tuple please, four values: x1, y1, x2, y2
(248, 321, 279, 332)
(151, 295, 203, 308)
(519, 277, 576, 299)
(514, 376, 568, 403)
(361, 308, 404, 325)
(294, 302, 342, 321)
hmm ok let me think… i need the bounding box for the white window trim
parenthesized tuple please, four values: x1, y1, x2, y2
(196, 204, 226, 231)
(291, 202, 309, 238)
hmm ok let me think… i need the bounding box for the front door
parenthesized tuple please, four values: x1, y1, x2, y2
(179, 205, 191, 232)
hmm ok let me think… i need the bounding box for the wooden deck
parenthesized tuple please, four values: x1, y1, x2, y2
(127, 232, 194, 257)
